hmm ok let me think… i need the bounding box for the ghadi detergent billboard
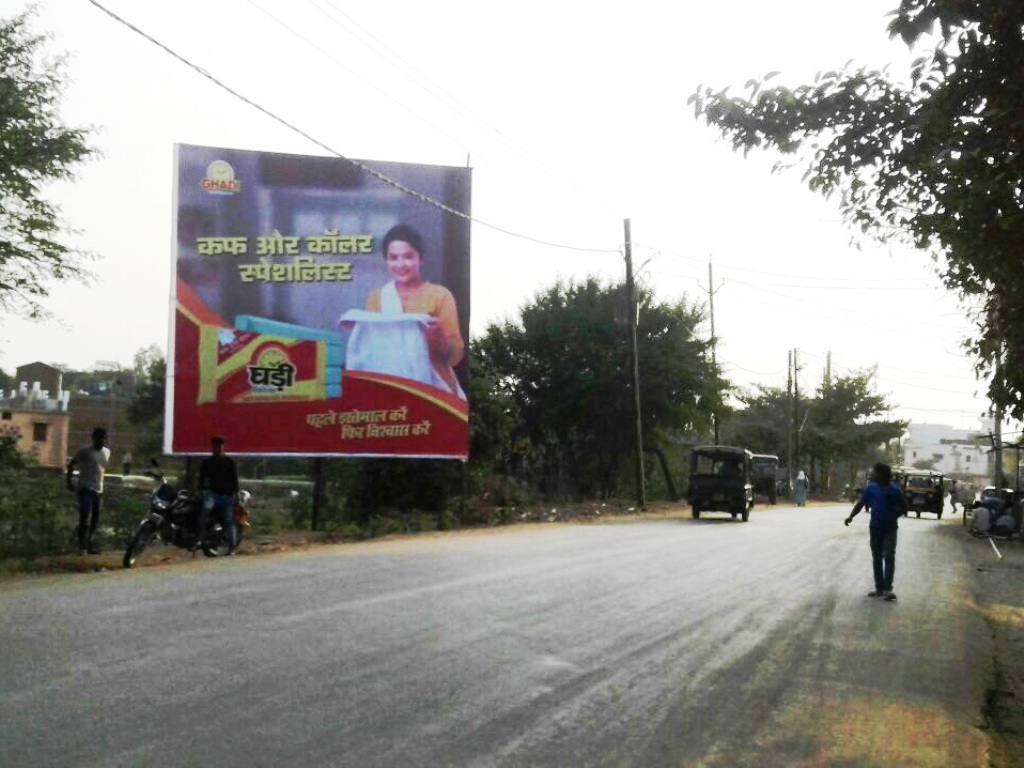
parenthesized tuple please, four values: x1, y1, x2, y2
(167, 145, 471, 458)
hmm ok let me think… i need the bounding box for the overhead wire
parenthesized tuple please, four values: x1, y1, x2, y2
(723, 278, 966, 336)
(244, 0, 621, 231)
(301, 0, 625, 221)
(82, 0, 1005, 430)
(86, 0, 620, 255)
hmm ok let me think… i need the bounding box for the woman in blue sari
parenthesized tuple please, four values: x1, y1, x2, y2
(794, 470, 809, 507)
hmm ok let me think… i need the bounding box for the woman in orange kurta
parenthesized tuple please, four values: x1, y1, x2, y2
(364, 224, 465, 396)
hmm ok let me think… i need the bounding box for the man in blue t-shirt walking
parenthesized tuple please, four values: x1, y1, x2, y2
(845, 462, 908, 602)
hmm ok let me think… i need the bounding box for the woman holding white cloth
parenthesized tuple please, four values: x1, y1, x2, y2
(344, 224, 465, 397)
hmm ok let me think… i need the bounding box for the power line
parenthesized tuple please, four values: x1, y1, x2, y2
(301, 0, 625, 221)
(645, 266, 928, 291)
(244, 0, 621, 227)
(87, 0, 620, 256)
(717, 356, 785, 377)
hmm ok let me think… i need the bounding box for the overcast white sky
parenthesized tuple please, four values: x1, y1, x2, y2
(2, 0, 1009, 435)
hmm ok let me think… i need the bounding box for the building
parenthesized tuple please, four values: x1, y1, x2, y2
(2, 361, 154, 470)
(901, 422, 992, 486)
(1, 363, 71, 468)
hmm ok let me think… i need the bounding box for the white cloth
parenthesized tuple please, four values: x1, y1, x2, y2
(971, 506, 992, 535)
(341, 282, 452, 392)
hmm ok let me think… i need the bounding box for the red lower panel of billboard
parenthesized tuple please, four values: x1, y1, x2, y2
(170, 310, 468, 457)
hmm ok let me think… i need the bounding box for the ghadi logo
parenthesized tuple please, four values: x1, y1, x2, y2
(201, 160, 241, 194)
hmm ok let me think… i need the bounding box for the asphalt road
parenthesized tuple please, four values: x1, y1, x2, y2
(0, 505, 994, 767)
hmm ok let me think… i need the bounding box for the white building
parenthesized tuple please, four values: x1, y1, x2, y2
(901, 423, 992, 483)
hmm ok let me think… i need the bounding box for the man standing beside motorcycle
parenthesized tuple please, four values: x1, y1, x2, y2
(197, 435, 240, 555)
(66, 426, 111, 554)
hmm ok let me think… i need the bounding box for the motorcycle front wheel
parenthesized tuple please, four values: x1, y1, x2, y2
(123, 522, 158, 568)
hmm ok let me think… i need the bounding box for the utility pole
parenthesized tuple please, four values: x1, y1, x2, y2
(704, 256, 723, 444)
(624, 219, 646, 509)
(787, 349, 794, 482)
(793, 348, 801, 474)
(992, 337, 1005, 486)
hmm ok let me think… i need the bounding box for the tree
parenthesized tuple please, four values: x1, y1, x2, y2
(478, 277, 724, 499)
(724, 367, 905, 491)
(800, 368, 906, 490)
(0, 8, 95, 320)
(720, 385, 790, 461)
(688, 0, 1024, 419)
(127, 351, 165, 459)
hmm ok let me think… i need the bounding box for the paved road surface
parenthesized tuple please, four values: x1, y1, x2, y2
(0, 505, 993, 767)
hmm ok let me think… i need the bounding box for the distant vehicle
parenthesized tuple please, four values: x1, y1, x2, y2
(895, 467, 945, 519)
(750, 453, 780, 504)
(687, 445, 755, 522)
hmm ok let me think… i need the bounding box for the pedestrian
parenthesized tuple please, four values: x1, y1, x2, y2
(845, 462, 908, 602)
(66, 427, 111, 555)
(794, 470, 809, 507)
(122, 450, 132, 476)
(971, 504, 993, 536)
(197, 435, 240, 555)
(948, 479, 958, 514)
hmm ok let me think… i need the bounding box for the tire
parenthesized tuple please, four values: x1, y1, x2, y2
(201, 532, 231, 558)
(692, 505, 700, 519)
(742, 505, 750, 522)
(200, 524, 233, 561)
(916, 511, 921, 519)
(123, 523, 157, 569)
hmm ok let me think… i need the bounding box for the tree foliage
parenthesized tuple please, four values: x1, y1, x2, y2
(127, 350, 165, 459)
(475, 277, 724, 499)
(721, 385, 791, 460)
(802, 368, 907, 487)
(0, 8, 94, 320)
(689, 0, 1024, 418)
(723, 367, 905, 490)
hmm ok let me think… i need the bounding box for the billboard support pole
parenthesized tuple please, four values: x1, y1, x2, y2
(459, 461, 468, 523)
(312, 458, 324, 532)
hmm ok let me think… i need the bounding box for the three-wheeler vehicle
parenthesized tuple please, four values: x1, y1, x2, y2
(687, 445, 755, 522)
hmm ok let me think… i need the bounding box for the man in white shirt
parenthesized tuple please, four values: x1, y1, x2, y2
(66, 427, 111, 554)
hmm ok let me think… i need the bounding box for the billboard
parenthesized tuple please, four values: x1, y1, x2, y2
(167, 145, 471, 458)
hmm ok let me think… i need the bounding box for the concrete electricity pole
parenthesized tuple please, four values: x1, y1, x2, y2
(624, 219, 646, 509)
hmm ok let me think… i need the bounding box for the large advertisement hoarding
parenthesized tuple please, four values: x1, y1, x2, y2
(167, 145, 471, 458)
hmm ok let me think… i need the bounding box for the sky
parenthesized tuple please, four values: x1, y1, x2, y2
(1, 0, 1009, 435)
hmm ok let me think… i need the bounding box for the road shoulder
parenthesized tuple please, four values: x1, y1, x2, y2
(945, 523, 1024, 767)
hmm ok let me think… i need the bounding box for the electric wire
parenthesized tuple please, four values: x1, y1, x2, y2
(244, 0, 619, 228)
(82, 1, 1007, 429)
(301, 0, 625, 221)
(87, 0, 620, 255)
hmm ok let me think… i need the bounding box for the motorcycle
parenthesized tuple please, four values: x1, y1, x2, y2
(122, 471, 252, 569)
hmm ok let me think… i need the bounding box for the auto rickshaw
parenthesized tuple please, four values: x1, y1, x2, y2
(687, 445, 755, 522)
(896, 467, 945, 519)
